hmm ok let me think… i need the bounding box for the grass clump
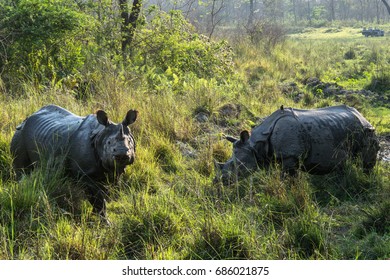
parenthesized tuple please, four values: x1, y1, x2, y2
(0, 138, 13, 181)
(357, 202, 390, 237)
(191, 226, 251, 260)
(120, 210, 180, 259)
(344, 48, 356, 60)
(284, 209, 331, 259)
(154, 141, 180, 174)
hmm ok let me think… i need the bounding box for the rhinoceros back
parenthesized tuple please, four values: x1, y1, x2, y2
(19, 105, 84, 163)
(248, 105, 377, 174)
(293, 105, 372, 146)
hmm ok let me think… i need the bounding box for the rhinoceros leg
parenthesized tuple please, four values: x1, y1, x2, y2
(85, 183, 108, 221)
(10, 128, 33, 178)
(280, 157, 299, 176)
(269, 116, 307, 175)
(361, 129, 380, 173)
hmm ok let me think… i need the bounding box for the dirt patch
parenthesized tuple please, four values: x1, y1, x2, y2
(286, 77, 390, 108)
(378, 134, 390, 162)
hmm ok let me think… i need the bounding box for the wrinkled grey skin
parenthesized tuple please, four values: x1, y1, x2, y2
(11, 105, 138, 219)
(215, 105, 379, 186)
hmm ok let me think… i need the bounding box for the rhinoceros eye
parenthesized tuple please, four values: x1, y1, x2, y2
(108, 140, 111, 145)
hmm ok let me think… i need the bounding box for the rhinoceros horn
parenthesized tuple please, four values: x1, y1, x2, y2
(116, 124, 125, 140)
(224, 135, 238, 143)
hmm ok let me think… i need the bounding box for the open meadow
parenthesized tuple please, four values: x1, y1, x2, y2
(0, 12, 389, 259)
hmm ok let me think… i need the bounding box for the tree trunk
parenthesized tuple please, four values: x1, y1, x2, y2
(376, 0, 380, 24)
(247, 0, 255, 27)
(119, 0, 142, 60)
(208, 0, 224, 40)
(381, 0, 390, 15)
(291, 0, 297, 24)
(329, 0, 335, 21)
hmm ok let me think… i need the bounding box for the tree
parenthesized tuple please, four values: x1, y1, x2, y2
(307, 0, 312, 24)
(291, 0, 298, 24)
(382, 0, 390, 15)
(0, 0, 89, 86)
(208, 0, 225, 40)
(119, 0, 143, 60)
(247, 0, 255, 27)
(327, 0, 336, 21)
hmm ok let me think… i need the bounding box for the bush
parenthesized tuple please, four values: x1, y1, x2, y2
(0, 0, 91, 89)
(245, 21, 287, 49)
(344, 48, 356, 60)
(132, 10, 234, 90)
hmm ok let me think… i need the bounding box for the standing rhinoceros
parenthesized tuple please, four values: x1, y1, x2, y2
(214, 105, 379, 185)
(10, 104, 138, 218)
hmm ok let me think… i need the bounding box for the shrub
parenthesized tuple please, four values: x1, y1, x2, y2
(344, 48, 356, 60)
(245, 21, 287, 49)
(0, 0, 91, 89)
(132, 10, 234, 90)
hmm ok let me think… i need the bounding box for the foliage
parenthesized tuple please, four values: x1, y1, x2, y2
(132, 10, 235, 90)
(246, 21, 287, 49)
(0, 0, 91, 89)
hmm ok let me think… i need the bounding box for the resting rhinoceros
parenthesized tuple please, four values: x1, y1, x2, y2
(214, 105, 379, 185)
(10, 104, 138, 218)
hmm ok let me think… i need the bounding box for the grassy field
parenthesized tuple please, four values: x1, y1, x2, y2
(0, 26, 389, 260)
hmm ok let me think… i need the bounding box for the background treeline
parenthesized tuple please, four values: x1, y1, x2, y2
(151, 0, 390, 31)
(1, 0, 390, 93)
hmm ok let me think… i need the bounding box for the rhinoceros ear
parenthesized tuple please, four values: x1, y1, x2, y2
(96, 110, 109, 126)
(123, 110, 138, 126)
(240, 130, 250, 143)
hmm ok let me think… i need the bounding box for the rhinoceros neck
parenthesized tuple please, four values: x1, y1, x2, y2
(76, 115, 107, 172)
(91, 128, 107, 171)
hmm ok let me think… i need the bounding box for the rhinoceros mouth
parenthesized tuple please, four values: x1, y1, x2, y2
(113, 154, 134, 166)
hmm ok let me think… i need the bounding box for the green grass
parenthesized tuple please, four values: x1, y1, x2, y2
(0, 26, 389, 260)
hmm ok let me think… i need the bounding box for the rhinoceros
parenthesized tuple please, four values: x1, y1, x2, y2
(214, 105, 379, 185)
(10, 104, 138, 218)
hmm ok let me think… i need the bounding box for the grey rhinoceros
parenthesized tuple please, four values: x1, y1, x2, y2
(10, 104, 138, 218)
(214, 105, 379, 185)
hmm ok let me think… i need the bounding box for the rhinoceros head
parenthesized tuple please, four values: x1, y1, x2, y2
(94, 109, 138, 172)
(214, 130, 259, 186)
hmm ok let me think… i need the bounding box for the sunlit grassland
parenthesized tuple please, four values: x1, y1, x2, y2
(0, 27, 389, 259)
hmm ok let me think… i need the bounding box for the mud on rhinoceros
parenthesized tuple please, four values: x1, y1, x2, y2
(10, 104, 138, 220)
(214, 105, 380, 186)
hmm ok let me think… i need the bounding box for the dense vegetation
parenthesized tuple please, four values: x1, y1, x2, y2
(0, 1, 389, 259)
